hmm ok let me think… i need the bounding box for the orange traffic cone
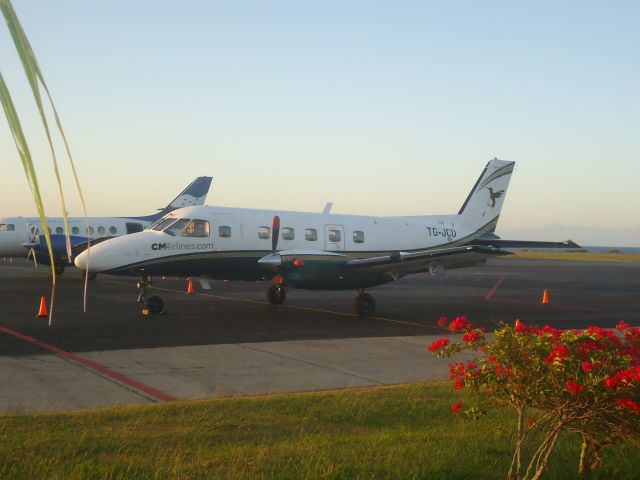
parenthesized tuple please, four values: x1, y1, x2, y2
(541, 289, 549, 304)
(36, 296, 48, 318)
(187, 278, 194, 295)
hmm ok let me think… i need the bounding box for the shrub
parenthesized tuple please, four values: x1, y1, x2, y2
(429, 317, 640, 480)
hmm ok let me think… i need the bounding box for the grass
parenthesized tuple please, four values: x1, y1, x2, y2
(510, 251, 640, 262)
(1, 383, 638, 479)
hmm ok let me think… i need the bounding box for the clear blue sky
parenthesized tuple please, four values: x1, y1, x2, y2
(1, 1, 639, 245)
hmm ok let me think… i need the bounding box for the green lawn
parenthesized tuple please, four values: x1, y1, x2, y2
(510, 251, 640, 262)
(1, 383, 638, 479)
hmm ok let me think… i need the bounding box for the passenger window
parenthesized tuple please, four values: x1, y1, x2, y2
(109, 226, 118, 235)
(181, 219, 210, 238)
(0, 224, 15, 232)
(218, 226, 232, 238)
(98, 226, 106, 236)
(164, 218, 190, 236)
(87, 226, 94, 235)
(328, 229, 341, 242)
(55, 227, 64, 235)
(258, 226, 271, 240)
(72, 226, 80, 235)
(281, 227, 294, 241)
(305, 228, 317, 241)
(353, 231, 365, 244)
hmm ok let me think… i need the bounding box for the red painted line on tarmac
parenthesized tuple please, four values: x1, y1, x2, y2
(484, 277, 504, 301)
(0, 326, 175, 403)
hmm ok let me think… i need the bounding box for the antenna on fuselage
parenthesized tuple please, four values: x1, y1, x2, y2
(322, 202, 333, 214)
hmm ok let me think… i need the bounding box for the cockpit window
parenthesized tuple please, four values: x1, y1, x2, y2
(151, 218, 178, 232)
(163, 218, 191, 236)
(181, 219, 210, 237)
(0, 224, 15, 232)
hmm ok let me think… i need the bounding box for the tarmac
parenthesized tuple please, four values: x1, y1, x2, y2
(0, 257, 638, 414)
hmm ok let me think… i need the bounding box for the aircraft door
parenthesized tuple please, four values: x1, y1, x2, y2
(324, 225, 345, 251)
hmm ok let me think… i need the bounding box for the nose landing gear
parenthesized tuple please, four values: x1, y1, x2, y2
(137, 276, 165, 315)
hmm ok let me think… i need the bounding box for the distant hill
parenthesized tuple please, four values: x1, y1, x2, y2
(497, 224, 640, 248)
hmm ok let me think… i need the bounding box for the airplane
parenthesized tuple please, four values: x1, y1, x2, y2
(74, 159, 578, 316)
(0, 176, 212, 276)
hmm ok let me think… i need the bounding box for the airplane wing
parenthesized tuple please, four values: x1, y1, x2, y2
(471, 238, 581, 249)
(260, 246, 510, 289)
(344, 245, 511, 274)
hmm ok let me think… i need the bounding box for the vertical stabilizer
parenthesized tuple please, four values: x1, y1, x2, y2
(458, 159, 515, 234)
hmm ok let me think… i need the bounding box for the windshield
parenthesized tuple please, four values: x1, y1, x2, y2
(150, 218, 178, 232)
(181, 219, 210, 237)
(163, 218, 191, 236)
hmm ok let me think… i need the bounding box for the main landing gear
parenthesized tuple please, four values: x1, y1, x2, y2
(267, 283, 286, 305)
(266, 282, 376, 317)
(355, 290, 376, 317)
(137, 276, 165, 315)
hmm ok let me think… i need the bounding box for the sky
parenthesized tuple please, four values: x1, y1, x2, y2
(1, 1, 639, 246)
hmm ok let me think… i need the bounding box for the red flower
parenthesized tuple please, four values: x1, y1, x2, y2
(546, 343, 570, 364)
(437, 316, 448, 327)
(581, 361, 595, 372)
(514, 319, 525, 333)
(488, 355, 497, 363)
(454, 378, 465, 390)
(616, 398, 640, 414)
(451, 401, 463, 413)
(494, 364, 506, 376)
(428, 338, 450, 353)
(566, 380, 584, 395)
(617, 320, 630, 331)
(463, 331, 480, 343)
(449, 316, 471, 332)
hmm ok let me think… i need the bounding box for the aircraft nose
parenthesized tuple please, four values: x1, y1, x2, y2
(74, 248, 114, 272)
(74, 250, 90, 271)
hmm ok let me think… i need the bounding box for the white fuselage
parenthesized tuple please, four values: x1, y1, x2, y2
(76, 205, 480, 274)
(0, 216, 150, 258)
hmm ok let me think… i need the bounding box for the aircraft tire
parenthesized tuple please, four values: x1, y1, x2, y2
(83, 271, 98, 281)
(145, 296, 164, 315)
(355, 293, 376, 317)
(267, 285, 286, 305)
(54, 263, 65, 275)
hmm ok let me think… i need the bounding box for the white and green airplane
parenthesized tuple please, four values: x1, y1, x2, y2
(74, 159, 577, 316)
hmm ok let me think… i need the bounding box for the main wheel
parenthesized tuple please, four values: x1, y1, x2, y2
(355, 293, 376, 316)
(267, 284, 286, 305)
(145, 295, 164, 315)
(82, 271, 98, 281)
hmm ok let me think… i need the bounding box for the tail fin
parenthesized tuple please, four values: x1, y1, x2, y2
(458, 159, 515, 234)
(132, 176, 213, 223)
(164, 176, 212, 210)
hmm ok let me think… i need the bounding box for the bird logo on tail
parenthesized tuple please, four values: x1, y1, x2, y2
(487, 187, 504, 208)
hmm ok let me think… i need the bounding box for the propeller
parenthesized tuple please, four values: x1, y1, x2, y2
(271, 215, 280, 253)
(257, 215, 282, 271)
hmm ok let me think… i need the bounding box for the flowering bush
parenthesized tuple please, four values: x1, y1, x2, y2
(429, 316, 640, 480)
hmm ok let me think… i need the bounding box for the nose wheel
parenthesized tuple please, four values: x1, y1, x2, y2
(267, 284, 286, 305)
(355, 291, 376, 317)
(137, 276, 165, 315)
